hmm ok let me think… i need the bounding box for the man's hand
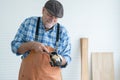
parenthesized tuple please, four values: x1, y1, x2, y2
(31, 42, 49, 53)
(18, 41, 49, 54)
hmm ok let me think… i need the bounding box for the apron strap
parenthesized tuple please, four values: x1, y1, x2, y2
(35, 17, 40, 41)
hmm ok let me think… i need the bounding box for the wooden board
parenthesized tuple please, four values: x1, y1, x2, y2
(92, 52, 114, 80)
(80, 38, 89, 80)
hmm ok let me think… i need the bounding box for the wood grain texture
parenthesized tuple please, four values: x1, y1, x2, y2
(80, 38, 89, 80)
(92, 52, 114, 80)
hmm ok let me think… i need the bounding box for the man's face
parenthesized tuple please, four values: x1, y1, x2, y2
(42, 8, 58, 30)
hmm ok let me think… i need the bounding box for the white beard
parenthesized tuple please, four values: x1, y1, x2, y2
(44, 24, 53, 29)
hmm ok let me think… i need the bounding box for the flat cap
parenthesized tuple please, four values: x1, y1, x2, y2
(44, 0, 64, 18)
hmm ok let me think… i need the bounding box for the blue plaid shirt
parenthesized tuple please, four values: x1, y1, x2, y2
(11, 16, 71, 67)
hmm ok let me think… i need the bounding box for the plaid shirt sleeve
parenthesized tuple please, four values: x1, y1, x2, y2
(58, 26, 71, 68)
(11, 17, 36, 55)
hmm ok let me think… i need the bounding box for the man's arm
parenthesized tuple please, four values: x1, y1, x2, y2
(58, 26, 71, 68)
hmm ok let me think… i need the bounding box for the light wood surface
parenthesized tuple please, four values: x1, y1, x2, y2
(92, 52, 114, 80)
(80, 38, 89, 80)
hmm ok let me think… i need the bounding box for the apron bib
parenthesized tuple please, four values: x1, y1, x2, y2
(19, 46, 62, 80)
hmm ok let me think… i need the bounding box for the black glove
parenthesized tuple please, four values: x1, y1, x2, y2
(49, 52, 63, 67)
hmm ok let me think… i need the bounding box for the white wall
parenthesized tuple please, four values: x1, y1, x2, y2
(0, 0, 120, 80)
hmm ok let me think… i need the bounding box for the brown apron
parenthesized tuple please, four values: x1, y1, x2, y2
(19, 46, 62, 80)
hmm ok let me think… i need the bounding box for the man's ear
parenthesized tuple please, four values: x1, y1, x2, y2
(42, 7, 45, 14)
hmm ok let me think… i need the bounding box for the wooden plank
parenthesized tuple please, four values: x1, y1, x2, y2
(92, 52, 114, 80)
(80, 38, 89, 80)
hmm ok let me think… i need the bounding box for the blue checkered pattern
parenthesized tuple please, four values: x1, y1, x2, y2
(11, 16, 71, 66)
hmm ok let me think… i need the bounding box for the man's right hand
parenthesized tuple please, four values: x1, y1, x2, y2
(31, 42, 49, 53)
(18, 41, 49, 54)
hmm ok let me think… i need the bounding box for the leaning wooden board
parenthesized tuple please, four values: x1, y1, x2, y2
(92, 52, 114, 80)
(80, 38, 89, 80)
